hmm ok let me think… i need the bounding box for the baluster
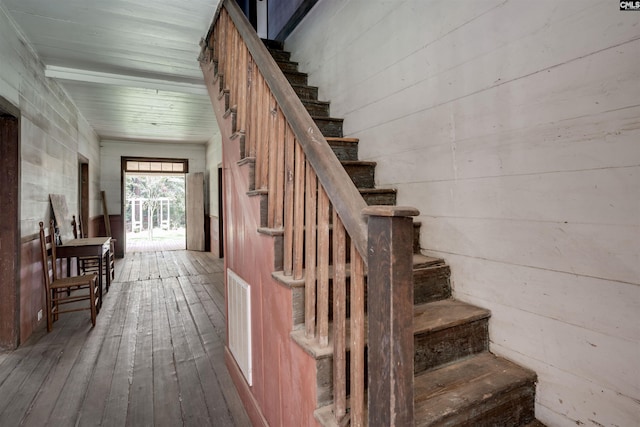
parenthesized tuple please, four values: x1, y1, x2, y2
(332, 210, 347, 421)
(283, 125, 295, 276)
(304, 165, 317, 338)
(246, 57, 256, 158)
(267, 97, 278, 228)
(293, 142, 305, 280)
(238, 41, 248, 135)
(350, 244, 365, 427)
(274, 112, 285, 229)
(317, 186, 330, 347)
(254, 75, 265, 188)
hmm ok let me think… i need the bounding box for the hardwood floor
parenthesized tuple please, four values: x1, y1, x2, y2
(0, 251, 251, 426)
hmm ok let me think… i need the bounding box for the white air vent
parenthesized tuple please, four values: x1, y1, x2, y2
(227, 269, 252, 385)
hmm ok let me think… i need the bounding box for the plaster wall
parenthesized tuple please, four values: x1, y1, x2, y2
(286, 1, 640, 426)
(0, 3, 101, 343)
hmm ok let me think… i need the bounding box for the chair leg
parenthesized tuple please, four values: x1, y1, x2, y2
(90, 279, 97, 327)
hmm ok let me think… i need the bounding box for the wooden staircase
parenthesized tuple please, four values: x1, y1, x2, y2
(264, 39, 543, 427)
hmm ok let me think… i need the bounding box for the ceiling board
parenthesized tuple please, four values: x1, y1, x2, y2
(3, 0, 221, 145)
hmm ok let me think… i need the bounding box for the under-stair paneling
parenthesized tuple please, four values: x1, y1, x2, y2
(1, 3, 102, 345)
(285, 1, 640, 425)
(206, 68, 320, 425)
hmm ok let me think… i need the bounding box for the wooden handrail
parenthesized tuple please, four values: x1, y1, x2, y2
(212, 0, 369, 263)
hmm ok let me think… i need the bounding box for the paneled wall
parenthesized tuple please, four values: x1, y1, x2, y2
(286, 1, 640, 426)
(0, 4, 101, 344)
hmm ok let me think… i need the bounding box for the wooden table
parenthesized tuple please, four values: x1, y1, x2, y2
(57, 237, 111, 307)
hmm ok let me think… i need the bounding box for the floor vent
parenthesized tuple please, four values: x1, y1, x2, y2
(227, 268, 252, 385)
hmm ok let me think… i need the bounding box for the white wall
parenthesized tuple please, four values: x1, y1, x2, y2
(0, 3, 101, 237)
(286, 1, 640, 426)
(100, 140, 206, 215)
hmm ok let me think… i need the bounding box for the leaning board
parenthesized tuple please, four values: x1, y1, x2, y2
(49, 194, 74, 243)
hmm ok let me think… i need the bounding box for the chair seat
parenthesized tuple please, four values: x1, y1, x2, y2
(50, 273, 97, 289)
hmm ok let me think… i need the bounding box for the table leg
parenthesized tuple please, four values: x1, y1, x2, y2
(98, 256, 103, 309)
(106, 248, 111, 292)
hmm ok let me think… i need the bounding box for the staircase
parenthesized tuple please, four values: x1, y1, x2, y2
(263, 39, 544, 427)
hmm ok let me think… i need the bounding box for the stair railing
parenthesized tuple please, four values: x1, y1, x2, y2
(199, 1, 416, 425)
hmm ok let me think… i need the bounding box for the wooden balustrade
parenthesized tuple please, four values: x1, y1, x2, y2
(200, 1, 416, 425)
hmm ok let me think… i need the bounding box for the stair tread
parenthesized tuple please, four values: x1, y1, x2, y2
(414, 352, 537, 425)
(358, 187, 396, 194)
(413, 299, 490, 335)
(341, 160, 376, 166)
(325, 137, 359, 143)
(291, 82, 318, 89)
(302, 99, 330, 106)
(413, 254, 443, 268)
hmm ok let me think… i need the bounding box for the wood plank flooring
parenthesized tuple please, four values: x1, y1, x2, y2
(0, 251, 251, 427)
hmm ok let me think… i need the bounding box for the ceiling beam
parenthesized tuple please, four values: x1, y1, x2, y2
(45, 65, 208, 96)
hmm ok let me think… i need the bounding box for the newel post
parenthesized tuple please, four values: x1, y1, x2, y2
(363, 205, 418, 427)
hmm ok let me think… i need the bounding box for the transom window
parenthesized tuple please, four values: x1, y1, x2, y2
(123, 157, 188, 174)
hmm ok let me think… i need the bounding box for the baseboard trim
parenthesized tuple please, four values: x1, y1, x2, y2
(225, 346, 268, 427)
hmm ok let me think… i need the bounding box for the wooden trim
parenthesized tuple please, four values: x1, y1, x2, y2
(213, 0, 369, 263)
(0, 112, 20, 350)
(121, 156, 189, 174)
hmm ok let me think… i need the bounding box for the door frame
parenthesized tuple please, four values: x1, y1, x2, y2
(0, 97, 21, 350)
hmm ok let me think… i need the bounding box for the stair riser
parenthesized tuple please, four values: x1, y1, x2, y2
(302, 100, 330, 117)
(293, 85, 318, 100)
(284, 71, 308, 86)
(328, 141, 358, 161)
(343, 164, 375, 188)
(413, 265, 452, 304)
(313, 118, 343, 137)
(268, 48, 290, 62)
(414, 319, 488, 375)
(276, 60, 299, 72)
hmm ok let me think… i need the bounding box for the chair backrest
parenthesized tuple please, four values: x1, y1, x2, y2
(39, 220, 59, 289)
(72, 215, 78, 239)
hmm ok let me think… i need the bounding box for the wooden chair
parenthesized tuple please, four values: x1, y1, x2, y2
(39, 220, 99, 332)
(72, 215, 115, 285)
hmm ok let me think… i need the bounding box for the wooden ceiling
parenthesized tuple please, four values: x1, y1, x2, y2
(4, 0, 221, 143)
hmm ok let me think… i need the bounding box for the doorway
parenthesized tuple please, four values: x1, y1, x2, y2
(0, 99, 20, 350)
(122, 157, 189, 253)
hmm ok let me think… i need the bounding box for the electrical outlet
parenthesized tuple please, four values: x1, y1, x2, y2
(37, 310, 43, 321)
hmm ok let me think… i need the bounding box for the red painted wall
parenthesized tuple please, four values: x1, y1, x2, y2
(206, 72, 320, 424)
